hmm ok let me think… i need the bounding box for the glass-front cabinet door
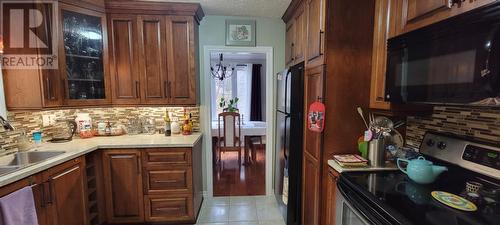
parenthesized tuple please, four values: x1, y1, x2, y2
(59, 4, 110, 105)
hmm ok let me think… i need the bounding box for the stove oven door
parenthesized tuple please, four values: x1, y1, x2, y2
(336, 187, 372, 225)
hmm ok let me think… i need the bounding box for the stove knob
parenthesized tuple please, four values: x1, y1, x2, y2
(426, 139, 435, 147)
(437, 142, 447, 150)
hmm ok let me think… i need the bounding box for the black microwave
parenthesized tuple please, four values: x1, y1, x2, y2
(386, 2, 500, 106)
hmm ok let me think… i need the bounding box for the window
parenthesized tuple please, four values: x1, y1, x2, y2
(212, 64, 252, 122)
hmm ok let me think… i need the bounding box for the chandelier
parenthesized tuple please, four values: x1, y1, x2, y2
(210, 53, 235, 81)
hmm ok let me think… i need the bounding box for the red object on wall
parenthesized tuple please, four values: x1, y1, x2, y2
(307, 100, 325, 133)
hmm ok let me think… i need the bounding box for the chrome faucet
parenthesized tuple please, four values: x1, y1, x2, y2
(0, 116, 15, 131)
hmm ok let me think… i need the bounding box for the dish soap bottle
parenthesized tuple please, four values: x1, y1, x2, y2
(164, 110, 172, 136)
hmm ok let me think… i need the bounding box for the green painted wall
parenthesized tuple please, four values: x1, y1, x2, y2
(198, 15, 286, 76)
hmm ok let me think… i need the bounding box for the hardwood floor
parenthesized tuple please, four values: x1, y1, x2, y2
(213, 145, 266, 196)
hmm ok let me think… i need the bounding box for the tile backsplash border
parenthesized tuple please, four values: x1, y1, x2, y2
(0, 106, 200, 154)
(406, 106, 500, 149)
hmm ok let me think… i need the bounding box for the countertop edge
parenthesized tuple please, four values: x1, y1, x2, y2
(0, 133, 203, 188)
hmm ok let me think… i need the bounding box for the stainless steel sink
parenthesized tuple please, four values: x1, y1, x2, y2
(0, 166, 21, 176)
(0, 151, 65, 167)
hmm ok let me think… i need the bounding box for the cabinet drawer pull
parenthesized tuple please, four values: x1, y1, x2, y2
(155, 207, 180, 211)
(376, 96, 384, 101)
(110, 155, 134, 159)
(153, 180, 179, 183)
(52, 166, 80, 179)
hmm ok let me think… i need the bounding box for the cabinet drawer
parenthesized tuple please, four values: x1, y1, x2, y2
(143, 148, 191, 166)
(144, 167, 192, 194)
(144, 195, 193, 222)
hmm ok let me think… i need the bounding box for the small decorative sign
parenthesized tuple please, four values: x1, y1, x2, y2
(307, 100, 325, 133)
(225, 20, 256, 46)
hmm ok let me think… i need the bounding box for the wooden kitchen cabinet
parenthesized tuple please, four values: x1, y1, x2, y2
(396, 0, 496, 35)
(324, 168, 339, 225)
(102, 149, 144, 223)
(138, 15, 169, 104)
(166, 16, 198, 105)
(43, 157, 88, 225)
(108, 14, 142, 105)
(285, 21, 296, 67)
(0, 175, 47, 225)
(305, 0, 326, 68)
(0, 157, 88, 225)
(106, 1, 202, 106)
(303, 153, 321, 225)
(283, 1, 307, 67)
(302, 65, 324, 225)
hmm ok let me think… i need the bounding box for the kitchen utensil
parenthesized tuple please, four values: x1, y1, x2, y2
(397, 156, 448, 184)
(356, 107, 369, 129)
(466, 181, 483, 193)
(431, 191, 478, 212)
(368, 138, 386, 167)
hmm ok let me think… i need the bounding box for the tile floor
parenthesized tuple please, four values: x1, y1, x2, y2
(196, 195, 286, 225)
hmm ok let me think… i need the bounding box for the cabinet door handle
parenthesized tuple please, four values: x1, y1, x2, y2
(135, 81, 140, 98)
(164, 81, 168, 98)
(319, 30, 324, 56)
(168, 82, 172, 98)
(136, 156, 140, 174)
(376, 96, 384, 101)
(47, 180, 53, 205)
(40, 182, 46, 208)
(46, 77, 51, 100)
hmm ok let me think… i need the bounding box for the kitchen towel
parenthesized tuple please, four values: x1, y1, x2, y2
(0, 186, 39, 225)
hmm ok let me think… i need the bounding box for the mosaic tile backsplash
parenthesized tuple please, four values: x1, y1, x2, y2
(0, 107, 200, 155)
(406, 106, 500, 149)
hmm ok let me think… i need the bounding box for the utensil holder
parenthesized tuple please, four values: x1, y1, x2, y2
(368, 138, 386, 167)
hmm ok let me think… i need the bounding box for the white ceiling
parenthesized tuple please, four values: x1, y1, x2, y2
(158, 0, 291, 18)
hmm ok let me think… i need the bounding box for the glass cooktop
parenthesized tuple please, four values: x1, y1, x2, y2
(341, 169, 500, 225)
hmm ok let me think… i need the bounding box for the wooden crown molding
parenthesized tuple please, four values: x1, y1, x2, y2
(105, 0, 205, 23)
(282, 0, 303, 22)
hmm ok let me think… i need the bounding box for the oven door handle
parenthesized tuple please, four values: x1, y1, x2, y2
(337, 181, 394, 225)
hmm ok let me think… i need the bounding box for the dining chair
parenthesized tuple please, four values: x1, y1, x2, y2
(218, 112, 242, 166)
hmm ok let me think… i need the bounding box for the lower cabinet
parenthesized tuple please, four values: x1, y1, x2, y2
(102, 149, 145, 223)
(0, 157, 88, 225)
(324, 168, 339, 225)
(102, 144, 203, 224)
(43, 157, 88, 225)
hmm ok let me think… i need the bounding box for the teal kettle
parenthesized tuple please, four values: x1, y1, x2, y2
(397, 156, 448, 184)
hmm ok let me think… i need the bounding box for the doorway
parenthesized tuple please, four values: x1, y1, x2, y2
(202, 46, 274, 197)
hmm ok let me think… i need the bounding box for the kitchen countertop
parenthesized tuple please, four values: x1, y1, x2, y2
(0, 133, 202, 187)
(327, 159, 399, 173)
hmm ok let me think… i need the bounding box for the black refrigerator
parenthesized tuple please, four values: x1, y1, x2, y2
(275, 62, 304, 225)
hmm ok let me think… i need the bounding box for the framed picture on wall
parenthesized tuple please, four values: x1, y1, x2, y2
(225, 20, 256, 46)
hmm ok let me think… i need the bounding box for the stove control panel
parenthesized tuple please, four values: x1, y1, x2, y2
(420, 132, 500, 180)
(463, 145, 500, 170)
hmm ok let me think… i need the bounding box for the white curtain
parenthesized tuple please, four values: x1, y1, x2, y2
(236, 64, 252, 122)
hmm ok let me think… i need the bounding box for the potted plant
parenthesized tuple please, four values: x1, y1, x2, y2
(219, 97, 239, 112)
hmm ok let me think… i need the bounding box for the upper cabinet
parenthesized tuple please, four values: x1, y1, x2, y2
(305, 0, 326, 68)
(59, 3, 111, 106)
(2, 0, 203, 110)
(106, 1, 202, 106)
(283, 1, 306, 67)
(396, 0, 496, 35)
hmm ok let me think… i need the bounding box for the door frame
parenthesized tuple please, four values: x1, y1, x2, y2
(201, 45, 274, 197)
